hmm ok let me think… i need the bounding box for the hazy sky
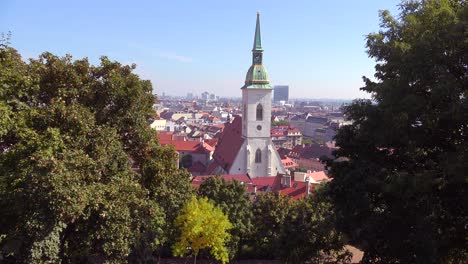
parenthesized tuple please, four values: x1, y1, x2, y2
(1, 0, 401, 99)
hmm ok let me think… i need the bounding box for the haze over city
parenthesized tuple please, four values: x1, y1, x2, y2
(1, 0, 401, 99)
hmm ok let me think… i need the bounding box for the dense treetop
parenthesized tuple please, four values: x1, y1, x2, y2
(0, 39, 193, 263)
(327, 0, 467, 263)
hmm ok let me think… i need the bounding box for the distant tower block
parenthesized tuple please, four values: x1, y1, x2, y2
(273, 85, 289, 102)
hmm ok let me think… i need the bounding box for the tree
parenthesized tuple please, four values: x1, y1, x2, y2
(0, 42, 191, 262)
(282, 185, 350, 263)
(271, 120, 290, 126)
(197, 176, 253, 258)
(172, 196, 232, 264)
(250, 191, 350, 263)
(326, 1, 467, 263)
(250, 192, 291, 259)
(302, 137, 313, 145)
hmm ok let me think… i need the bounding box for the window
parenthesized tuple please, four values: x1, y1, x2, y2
(255, 149, 261, 163)
(256, 104, 263, 121)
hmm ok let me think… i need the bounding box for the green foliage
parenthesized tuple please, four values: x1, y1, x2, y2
(250, 191, 349, 262)
(0, 42, 191, 262)
(302, 137, 313, 145)
(283, 185, 351, 263)
(172, 196, 232, 264)
(327, 1, 467, 263)
(197, 176, 253, 258)
(271, 120, 289, 126)
(250, 192, 293, 259)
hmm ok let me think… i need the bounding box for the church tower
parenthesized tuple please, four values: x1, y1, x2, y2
(210, 12, 285, 177)
(241, 12, 285, 177)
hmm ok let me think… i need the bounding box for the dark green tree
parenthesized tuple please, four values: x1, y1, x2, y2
(197, 176, 253, 259)
(250, 192, 291, 259)
(271, 120, 290, 126)
(282, 185, 350, 263)
(0, 42, 192, 262)
(326, 1, 467, 263)
(250, 190, 350, 263)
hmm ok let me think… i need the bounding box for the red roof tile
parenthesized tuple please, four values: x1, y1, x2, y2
(157, 132, 174, 144)
(278, 181, 308, 200)
(159, 137, 213, 154)
(306, 171, 330, 182)
(205, 138, 219, 148)
(188, 161, 207, 173)
(281, 156, 298, 169)
(212, 116, 244, 171)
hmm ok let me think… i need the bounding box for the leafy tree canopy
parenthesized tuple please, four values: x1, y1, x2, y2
(250, 191, 349, 263)
(271, 120, 290, 126)
(327, 0, 467, 263)
(0, 40, 191, 262)
(198, 176, 253, 258)
(172, 196, 232, 264)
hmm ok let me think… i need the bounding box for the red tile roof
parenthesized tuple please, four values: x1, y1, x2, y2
(157, 132, 174, 143)
(252, 174, 315, 200)
(270, 129, 285, 137)
(281, 156, 298, 169)
(205, 161, 220, 175)
(205, 138, 219, 148)
(251, 176, 280, 192)
(278, 181, 309, 200)
(290, 143, 332, 159)
(212, 116, 244, 171)
(158, 133, 213, 154)
(188, 161, 207, 173)
(306, 171, 330, 182)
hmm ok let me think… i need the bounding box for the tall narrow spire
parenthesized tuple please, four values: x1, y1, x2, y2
(242, 12, 271, 89)
(253, 11, 263, 51)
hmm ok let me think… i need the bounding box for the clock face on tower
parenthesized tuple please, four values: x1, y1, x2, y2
(254, 54, 261, 64)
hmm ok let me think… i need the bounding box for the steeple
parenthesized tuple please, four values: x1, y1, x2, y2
(253, 12, 263, 52)
(242, 12, 271, 90)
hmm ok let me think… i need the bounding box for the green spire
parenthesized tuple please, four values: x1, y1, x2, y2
(253, 12, 263, 51)
(242, 12, 271, 90)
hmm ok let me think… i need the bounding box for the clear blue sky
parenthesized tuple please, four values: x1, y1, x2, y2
(1, 0, 401, 99)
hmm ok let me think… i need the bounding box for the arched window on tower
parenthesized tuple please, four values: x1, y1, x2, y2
(256, 104, 263, 121)
(255, 149, 261, 163)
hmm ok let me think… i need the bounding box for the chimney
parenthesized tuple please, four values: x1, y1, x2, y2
(305, 177, 311, 197)
(282, 174, 291, 188)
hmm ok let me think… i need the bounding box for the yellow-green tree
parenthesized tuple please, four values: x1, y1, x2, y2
(172, 196, 232, 264)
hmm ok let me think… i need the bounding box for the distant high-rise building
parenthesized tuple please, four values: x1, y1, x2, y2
(273, 85, 289, 102)
(187, 92, 194, 100)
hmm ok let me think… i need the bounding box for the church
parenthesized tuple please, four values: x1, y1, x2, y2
(207, 13, 286, 178)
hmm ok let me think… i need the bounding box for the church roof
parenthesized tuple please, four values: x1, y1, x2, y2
(212, 116, 244, 172)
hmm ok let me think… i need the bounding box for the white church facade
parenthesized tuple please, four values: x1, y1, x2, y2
(208, 12, 286, 178)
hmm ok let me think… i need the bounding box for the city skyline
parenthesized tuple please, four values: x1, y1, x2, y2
(1, 0, 400, 99)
